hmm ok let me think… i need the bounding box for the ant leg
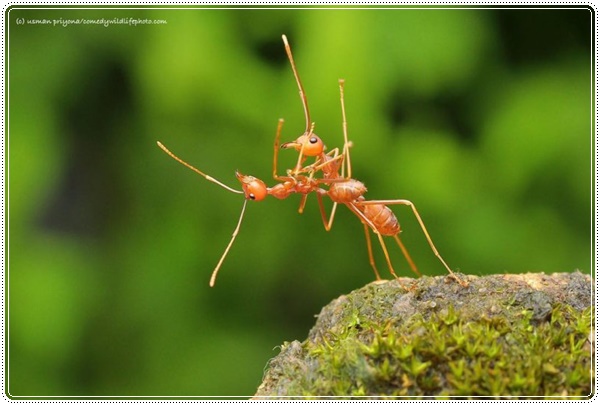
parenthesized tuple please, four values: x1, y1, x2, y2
(299, 168, 316, 214)
(346, 204, 408, 287)
(315, 191, 338, 231)
(291, 122, 315, 175)
(157, 141, 243, 195)
(327, 202, 338, 230)
(298, 194, 308, 214)
(357, 199, 467, 287)
(296, 149, 346, 182)
(299, 185, 340, 233)
(272, 119, 301, 183)
(302, 148, 340, 173)
(363, 223, 381, 280)
(393, 234, 421, 277)
(374, 232, 399, 279)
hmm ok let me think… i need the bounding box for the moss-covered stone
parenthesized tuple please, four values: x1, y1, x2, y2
(254, 272, 593, 399)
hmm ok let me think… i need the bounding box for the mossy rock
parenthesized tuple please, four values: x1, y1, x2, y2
(254, 272, 593, 399)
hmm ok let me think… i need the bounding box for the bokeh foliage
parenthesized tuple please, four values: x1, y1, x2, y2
(7, 6, 591, 397)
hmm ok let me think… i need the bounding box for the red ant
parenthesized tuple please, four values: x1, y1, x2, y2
(157, 35, 467, 288)
(157, 113, 334, 286)
(278, 35, 466, 287)
(157, 132, 319, 287)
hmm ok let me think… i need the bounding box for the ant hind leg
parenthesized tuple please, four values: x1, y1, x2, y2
(363, 223, 381, 280)
(392, 234, 421, 277)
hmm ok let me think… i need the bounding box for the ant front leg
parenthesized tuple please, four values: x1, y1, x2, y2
(302, 148, 345, 179)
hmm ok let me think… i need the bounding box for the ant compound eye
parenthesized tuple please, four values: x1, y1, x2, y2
(249, 193, 256, 200)
(309, 136, 318, 144)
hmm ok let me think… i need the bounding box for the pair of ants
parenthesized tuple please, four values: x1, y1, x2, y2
(157, 35, 467, 288)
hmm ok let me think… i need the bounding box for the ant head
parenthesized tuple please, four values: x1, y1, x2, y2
(235, 172, 268, 201)
(281, 132, 325, 157)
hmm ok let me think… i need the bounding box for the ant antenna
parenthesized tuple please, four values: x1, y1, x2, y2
(338, 79, 352, 179)
(157, 141, 250, 286)
(210, 199, 248, 287)
(282, 34, 311, 133)
(157, 141, 243, 194)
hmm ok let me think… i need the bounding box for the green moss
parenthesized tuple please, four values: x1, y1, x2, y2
(255, 272, 593, 399)
(308, 304, 592, 398)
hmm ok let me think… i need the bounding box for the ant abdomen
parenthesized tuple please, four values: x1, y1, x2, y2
(360, 204, 401, 236)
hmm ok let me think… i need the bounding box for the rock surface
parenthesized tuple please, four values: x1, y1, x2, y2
(254, 272, 593, 399)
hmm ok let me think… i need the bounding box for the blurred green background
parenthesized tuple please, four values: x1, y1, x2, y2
(7, 6, 591, 397)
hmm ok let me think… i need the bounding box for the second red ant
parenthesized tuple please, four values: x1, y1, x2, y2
(157, 35, 467, 288)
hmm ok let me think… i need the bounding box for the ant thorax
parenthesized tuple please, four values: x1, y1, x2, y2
(319, 154, 342, 179)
